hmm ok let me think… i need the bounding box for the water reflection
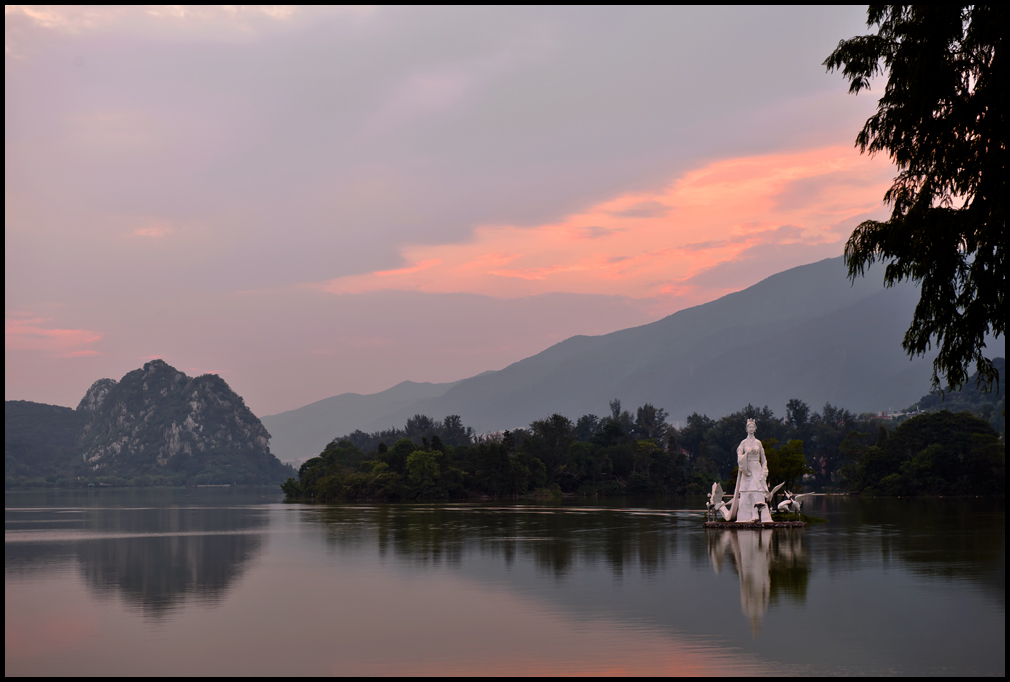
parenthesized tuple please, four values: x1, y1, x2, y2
(809, 496, 1006, 604)
(5, 493, 1005, 676)
(314, 505, 684, 579)
(5, 490, 271, 615)
(708, 529, 808, 634)
(74, 509, 265, 615)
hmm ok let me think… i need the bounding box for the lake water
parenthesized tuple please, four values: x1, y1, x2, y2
(5, 490, 1004, 676)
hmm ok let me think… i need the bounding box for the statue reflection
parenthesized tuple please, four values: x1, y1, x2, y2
(708, 529, 808, 635)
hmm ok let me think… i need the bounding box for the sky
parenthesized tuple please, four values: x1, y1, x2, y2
(5, 6, 895, 415)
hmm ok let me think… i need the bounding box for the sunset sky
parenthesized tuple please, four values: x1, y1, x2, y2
(5, 6, 894, 415)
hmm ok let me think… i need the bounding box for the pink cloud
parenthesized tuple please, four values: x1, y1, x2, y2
(134, 226, 171, 237)
(185, 366, 224, 376)
(5, 314, 102, 356)
(320, 144, 893, 308)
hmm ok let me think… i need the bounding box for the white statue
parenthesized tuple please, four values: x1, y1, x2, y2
(726, 419, 773, 523)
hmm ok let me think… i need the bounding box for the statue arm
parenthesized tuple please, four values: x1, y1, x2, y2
(759, 442, 768, 477)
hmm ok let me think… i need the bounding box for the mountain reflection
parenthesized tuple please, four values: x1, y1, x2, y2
(5, 492, 268, 616)
(708, 529, 808, 634)
(76, 506, 266, 615)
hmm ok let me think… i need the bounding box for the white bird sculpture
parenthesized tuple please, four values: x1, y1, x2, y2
(707, 482, 728, 521)
(777, 490, 814, 520)
(766, 481, 785, 508)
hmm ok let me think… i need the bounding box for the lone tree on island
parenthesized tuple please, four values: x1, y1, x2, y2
(825, 5, 1004, 392)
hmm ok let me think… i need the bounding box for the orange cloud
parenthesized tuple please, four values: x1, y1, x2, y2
(134, 226, 172, 237)
(321, 145, 893, 304)
(5, 314, 102, 357)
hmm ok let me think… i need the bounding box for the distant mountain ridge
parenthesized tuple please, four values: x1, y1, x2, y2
(258, 379, 458, 466)
(262, 257, 1005, 463)
(6, 360, 293, 487)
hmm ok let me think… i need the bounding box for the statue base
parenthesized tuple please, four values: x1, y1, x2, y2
(703, 521, 806, 529)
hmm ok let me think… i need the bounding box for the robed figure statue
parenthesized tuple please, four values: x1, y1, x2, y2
(721, 418, 773, 523)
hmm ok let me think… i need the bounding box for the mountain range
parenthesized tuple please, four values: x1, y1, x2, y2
(262, 256, 1005, 464)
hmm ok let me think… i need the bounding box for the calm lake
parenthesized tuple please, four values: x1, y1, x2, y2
(5, 490, 1004, 676)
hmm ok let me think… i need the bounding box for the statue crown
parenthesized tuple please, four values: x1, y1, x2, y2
(746, 418, 756, 426)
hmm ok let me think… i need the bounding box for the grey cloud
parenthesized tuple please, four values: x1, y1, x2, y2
(7, 6, 872, 303)
(6, 7, 892, 410)
(579, 226, 625, 239)
(771, 171, 890, 213)
(612, 201, 670, 218)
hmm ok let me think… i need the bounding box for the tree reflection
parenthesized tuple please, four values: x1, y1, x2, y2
(316, 505, 681, 579)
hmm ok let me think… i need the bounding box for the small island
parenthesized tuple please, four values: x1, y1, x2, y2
(281, 376, 1005, 503)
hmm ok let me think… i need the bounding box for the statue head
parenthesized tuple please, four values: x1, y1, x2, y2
(746, 418, 757, 435)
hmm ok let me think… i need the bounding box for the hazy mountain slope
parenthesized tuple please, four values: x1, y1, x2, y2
(262, 257, 1005, 458)
(260, 380, 457, 463)
(393, 258, 940, 428)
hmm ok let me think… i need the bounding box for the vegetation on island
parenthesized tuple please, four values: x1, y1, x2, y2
(843, 411, 1004, 496)
(283, 383, 1006, 502)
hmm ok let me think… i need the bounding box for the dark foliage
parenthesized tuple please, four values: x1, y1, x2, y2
(287, 395, 994, 502)
(846, 411, 1004, 496)
(288, 380, 1007, 502)
(825, 5, 1005, 392)
(5, 401, 87, 485)
(338, 414, 475, 454)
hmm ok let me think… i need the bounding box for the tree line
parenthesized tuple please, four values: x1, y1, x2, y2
(282, 395, 1005, 502)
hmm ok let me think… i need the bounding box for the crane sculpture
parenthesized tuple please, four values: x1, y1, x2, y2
(707, 482, 730, 521)
(777, 490, 814, 521)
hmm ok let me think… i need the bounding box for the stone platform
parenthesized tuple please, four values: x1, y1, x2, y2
(703, 521, 805, 529)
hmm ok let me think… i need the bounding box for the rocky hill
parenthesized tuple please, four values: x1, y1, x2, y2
(5, 360, 293, 487)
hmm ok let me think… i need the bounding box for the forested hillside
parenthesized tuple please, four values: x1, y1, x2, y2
(5, 401, 86, 482)
(912, 358, 1005, 437)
